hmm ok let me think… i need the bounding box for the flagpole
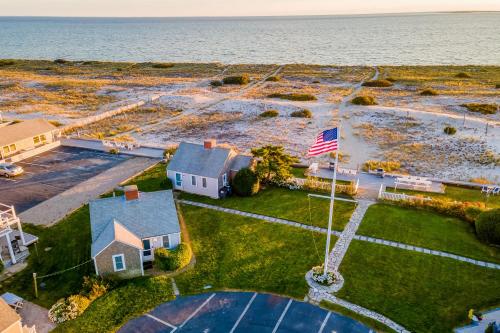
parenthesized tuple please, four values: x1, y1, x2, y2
(323, 123, 341, 276)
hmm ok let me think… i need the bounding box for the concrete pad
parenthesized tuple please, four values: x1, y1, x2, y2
(18, 301, 56, 333)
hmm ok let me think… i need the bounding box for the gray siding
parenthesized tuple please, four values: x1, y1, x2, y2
(94, 241, 142, 278)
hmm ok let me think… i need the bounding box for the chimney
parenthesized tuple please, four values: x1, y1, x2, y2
(204, 139, 216, 149)
(124, 185, 139, 201)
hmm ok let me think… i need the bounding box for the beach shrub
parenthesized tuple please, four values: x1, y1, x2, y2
(460, 103, 497, 115)
(351, 96, 377, 105)
(0, 60, 15, 67)
(210, 80, 223, 87)
(475, 209, 500, 246)
(386, 77, 397, 82)
(223, 74, 250, 85)
(312, 80, 321, 84)
(455, 72, 472, 78)
(361, 79, 394, 87)
(362, 160, 401, 172)
(260, 110, 279, 118)
(267, 93, 317, 101)
(109, 148, 119, 155)
(152, 63, 174, 69)
(495, 84, 500, 89)
(420, 89, 438, 96)
(54, 59, 68, 64)
(290, 109, 312, 118)
(265, 76, 281, 82)
(444, 126, 457, 135)
(154, 244, 192, 271)
(233, 168, 260, 196)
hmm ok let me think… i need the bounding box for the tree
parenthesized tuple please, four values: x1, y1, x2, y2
(251, 145, 299, 183)
(233, 168, 260, 196)
(475, 209, 500, 246)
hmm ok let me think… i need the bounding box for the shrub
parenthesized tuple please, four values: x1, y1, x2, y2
(362, 160, 401, 172)
(290, 109, 312, 118)
(154, 243, 192, 271)
(81, 276, 109, 301)
(420, 89, 438, 96)
(268, 93, 317, 101)
(444, 126, 457, 135)
(54, 59, 68, 64)
(460, 103, 497, 115)
(163, 146, 177, 158)
(312, 80, 321, 84)
(496, 84, 500, 89)
(265, 76, 281, 82)
(0, 260, 3, 273)
(109, 148, 119, 154)
(152, 63, 174, 69)
(259, 110, 279, 118)
(233, 168, 260, 196)
(361, 79, 394, 87)
(48, 120, 64, 127)
(49, 295, 91, 323)
(351, 96, 377, 105)
(210, 80, 223, 87)
(223, 74, 250, 85)
(0, 60, 15, 67)
(456, 72, 472, 78)
(475, 209, 500, 245)
(386, 77, 396, 82)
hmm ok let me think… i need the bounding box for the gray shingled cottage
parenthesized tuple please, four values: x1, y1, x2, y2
(90, 186, 181, 278)
(167, 140, 253, 199)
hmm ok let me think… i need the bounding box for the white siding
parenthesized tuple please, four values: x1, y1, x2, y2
(167, 169, 220, 198)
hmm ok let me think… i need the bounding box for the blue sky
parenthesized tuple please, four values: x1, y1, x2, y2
(1, 0, 499, 17)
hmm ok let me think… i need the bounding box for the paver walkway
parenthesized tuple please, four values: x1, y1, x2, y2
(455, 307, 500, 333)
(178, 199, 500, 270)
(20, 157, 159, 225)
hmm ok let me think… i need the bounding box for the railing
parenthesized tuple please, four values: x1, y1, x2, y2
(0, 203, 18, 228)
(378, 185, 432, 202)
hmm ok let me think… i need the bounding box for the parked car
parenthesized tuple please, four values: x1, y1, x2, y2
(375, 168, 385, 178)
(0, 163, 24, 177)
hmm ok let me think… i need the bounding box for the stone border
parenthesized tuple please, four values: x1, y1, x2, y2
(305, 270, 344, 293)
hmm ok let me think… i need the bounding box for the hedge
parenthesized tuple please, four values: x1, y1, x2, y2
(233, 168, 260, 196)
(155, 243, 192, 271)
(475, 209, 500, 245)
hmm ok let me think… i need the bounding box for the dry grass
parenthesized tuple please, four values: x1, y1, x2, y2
(353, 123, 406, 147)
(281, 65, 374, 83)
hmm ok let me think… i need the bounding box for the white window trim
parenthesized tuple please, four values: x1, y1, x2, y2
(202, 177, 207, 188)
(191, 175, 197, 186)
(112, 254, 126, 272)
(163, 235, 170, 249)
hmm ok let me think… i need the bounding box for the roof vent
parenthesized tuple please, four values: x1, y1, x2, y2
(124, 185, 139, 201)
(204, 139, 216, 149)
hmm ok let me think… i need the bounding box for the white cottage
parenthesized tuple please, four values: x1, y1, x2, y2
(167, 140, 253, 199)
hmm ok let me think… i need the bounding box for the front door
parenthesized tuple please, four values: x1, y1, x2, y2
(142, 239, 153, 262)
(175, 173, 183, 189)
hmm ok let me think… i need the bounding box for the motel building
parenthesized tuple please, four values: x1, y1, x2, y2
(0, 118, 60, 162)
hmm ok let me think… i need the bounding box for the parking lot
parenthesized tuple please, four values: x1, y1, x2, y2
(118, 292, 372, 333)
(0, 146, 129, 213)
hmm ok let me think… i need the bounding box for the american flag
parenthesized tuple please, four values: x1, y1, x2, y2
(308, 128, 338, 156)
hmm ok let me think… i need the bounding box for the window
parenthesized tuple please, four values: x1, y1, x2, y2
(112, 254, 126, 272)
(40, 134, 47, 142)
(9, 144, 16, 152)
(191, 175, 197, 186)
(162, 235, 170, 248)
(202, 177, 207, 188)
(142, 239, 151, 256)
(222, 173, 228, 186)
(2, 144, 16, 154)
(2, 146, 9, 154)
(33, 136, 40, 144)
(175, 173, 182, 187)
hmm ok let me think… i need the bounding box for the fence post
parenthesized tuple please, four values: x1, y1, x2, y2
(378, 184, 384, 199)
(33, 273, 38, 298)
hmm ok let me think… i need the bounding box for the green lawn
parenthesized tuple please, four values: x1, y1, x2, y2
(337, 241, 500, 333)
(53, 276, 175, 333)
(387, 185, 500, 208)
(123, 162, 171, 192)
(175, 205, 328, 299)
(0, 206, 92, 308)
(357, 204, 500, 264)
(179, 186, 356, 231)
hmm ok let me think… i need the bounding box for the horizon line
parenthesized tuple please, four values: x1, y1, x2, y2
(1, 10, 499, 19)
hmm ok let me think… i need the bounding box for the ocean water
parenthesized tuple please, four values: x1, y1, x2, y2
(0, 13, 499, 65)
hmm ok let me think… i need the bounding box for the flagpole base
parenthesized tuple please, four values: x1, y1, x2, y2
(305, 269, 344, 293)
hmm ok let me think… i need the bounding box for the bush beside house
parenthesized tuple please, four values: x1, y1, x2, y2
(475, 209, 500, 246)
(233, 168, 260, 196)
(155, 243, 192, 271)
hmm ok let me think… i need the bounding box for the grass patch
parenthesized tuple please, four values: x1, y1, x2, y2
(362, 160, 400, 172)
(178, 186, 355, 231)
(420, 88, 438, 96)
(290, 109, 312, 118)
(351, 96, 377, 105)
(456, 72, 472, 78)
(53, 276, 174, 333)
(358, 204, 500, 263)
(337, 241, 500, 332)
(123, 163, 170, 192)
(267, 93, 317, 101)
(361, 79, 394, 87)
(0, 207, 92, 308)
(265, 75, 281, 82)
(175, 205, 326, 298)
(259, 109, 279, 118)
(461, 103, 498, 115)
(319, 300, 395, 333)
(0, 59, 16, 67)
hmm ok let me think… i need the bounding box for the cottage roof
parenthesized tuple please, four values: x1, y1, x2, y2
(230, 155, 253, 171)
(90, 190, 180, 257)
(91, 220, 143, 257)
(167, 142, 234, 178)
(0, 119, 56, 147)
(0, 298, 20, 331)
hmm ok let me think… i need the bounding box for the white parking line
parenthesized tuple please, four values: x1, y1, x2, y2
(145, 314, 177, 332)
(272, 299, 292, 333)
(17, 161, 49, 168)
(318, 312, 331, 333)
(229, 292, 258, 333)
(179, 293, 216, 328)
